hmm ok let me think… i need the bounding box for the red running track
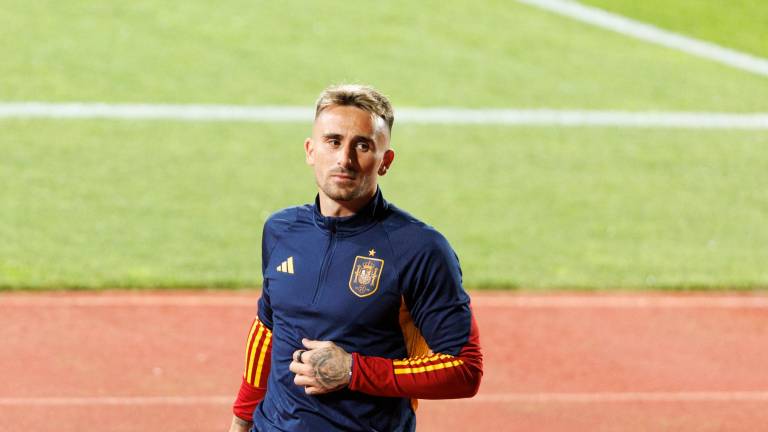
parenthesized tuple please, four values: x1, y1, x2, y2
(2, 291, 768, 431)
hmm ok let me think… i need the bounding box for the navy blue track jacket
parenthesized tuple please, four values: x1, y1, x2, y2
(233, 189, 483, 431)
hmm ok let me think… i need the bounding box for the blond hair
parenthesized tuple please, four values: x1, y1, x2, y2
(314, 84, 394, 131)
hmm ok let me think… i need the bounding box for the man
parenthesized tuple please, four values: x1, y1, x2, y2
(228, 84, 482, 432)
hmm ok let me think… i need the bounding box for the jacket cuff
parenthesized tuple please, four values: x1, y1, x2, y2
(232, 376, 266, 421)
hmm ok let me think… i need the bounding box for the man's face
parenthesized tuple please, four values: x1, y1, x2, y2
(305, 105, 394, 204)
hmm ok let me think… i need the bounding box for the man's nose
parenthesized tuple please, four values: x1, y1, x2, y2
(337, 143, 355, 168)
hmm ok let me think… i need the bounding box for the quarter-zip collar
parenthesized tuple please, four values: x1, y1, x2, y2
(312, 188, 387, 236)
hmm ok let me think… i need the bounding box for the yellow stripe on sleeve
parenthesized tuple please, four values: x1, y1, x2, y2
(394, 359, 464, 375)
(242, 320, 259, 377)
(393, 353, 452, 366)
(253, 330, 272, 387)
(246, 325, 265, 384)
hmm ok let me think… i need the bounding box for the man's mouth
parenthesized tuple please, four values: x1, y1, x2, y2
(330, 171, 357, 180)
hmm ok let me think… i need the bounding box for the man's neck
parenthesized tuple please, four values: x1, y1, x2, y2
(318, 191, 376, 217)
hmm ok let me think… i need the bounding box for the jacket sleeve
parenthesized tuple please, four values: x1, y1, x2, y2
(232, 318, 273, 420)
(232, 221, 277, 420)
(349, 232, 483, 399)
(349, 310, 482, 399)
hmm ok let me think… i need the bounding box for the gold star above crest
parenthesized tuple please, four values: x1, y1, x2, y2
(368, 249, 376, 257)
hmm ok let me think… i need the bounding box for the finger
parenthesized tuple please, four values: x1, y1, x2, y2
(306, 384, 339, 395)
(304, 385, 327, 395)
(292, 349, 307, 363)
(288, 361, 314, 376)
(294, 374, 319, 387)
(302, 338, 333, 350)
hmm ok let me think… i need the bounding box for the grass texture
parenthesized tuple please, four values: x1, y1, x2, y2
(2, 120, 767, 289)
(2, 0, 767, 289)
(0, 1, 767, 110)
(581, 0, 768, 58)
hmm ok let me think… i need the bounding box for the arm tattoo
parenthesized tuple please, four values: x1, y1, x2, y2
(311, 347, 351, 390)
(233, 416, 251, 426)
(233, 417, 252, 427)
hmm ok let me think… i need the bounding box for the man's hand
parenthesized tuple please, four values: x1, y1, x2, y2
(290, 338, 352, 395)
(227, 415, 252, 432)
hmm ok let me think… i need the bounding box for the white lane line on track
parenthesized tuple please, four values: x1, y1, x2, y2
(3, 392, 768, 406)
(0, 295, 259, 307)
(473, 296, 768, 309)
(461, 391, 768, 403)
(517, 0, 768, 77)
(0, 396, 234, 406)
(0, 396, 235, 407)
(1, 102, 767, 129)
(2, 295, 768, 308)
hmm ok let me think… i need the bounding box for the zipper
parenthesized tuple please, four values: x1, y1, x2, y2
(311, 222, 337, 305)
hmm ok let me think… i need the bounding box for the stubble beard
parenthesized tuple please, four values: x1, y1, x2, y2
(318, 174, 371, 203)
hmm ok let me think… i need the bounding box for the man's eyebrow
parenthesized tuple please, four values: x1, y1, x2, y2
(353, 135, 375, 144)
(321, 133, 375, 144)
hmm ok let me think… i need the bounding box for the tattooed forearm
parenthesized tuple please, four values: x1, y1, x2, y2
(310, 347, 352, 390)
(233, 417, 252, 427)
(228, 415, 252, 432)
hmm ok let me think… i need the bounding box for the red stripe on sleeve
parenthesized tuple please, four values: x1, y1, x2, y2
(349, 312, 482, 399)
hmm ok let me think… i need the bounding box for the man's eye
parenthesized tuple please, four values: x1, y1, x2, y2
(356, 142, 370, 152)
(328, 139, 341, 147)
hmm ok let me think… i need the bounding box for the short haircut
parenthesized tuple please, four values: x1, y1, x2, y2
(314, 84, 394, 132)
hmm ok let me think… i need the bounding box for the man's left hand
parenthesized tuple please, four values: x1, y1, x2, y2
(290, 338, 352, 395)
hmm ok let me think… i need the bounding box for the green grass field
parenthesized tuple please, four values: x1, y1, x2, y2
(581, 0, 768, 58)
(2, 0, 768, 110)
(2, 1, 767, 290)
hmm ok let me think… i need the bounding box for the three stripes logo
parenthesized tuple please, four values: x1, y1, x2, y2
(276, 256, 294, 274)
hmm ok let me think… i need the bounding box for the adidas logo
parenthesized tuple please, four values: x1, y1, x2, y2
(276, 256, 294, 274)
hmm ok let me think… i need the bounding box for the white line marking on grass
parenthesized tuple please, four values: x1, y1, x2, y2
(3, 391, 768, 406)
(2, 294, 768, 308)
(0, 103, 313, 122)
(0, 102, 767, 129)
(517, 0, 768, 77)
(398, 109, 768, 129)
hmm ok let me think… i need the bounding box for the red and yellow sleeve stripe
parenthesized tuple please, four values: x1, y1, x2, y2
(242, 318, 272, 387)
(393, 353, 464, 375)
(233, 318, 272, 420)
(349, 311, 483, 400)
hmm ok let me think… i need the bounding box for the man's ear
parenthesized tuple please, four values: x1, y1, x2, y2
(378, 149, 395, 176)
(304, 138, 314, 165)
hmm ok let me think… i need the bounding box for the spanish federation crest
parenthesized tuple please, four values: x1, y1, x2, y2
(349, 256, 384, 298)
